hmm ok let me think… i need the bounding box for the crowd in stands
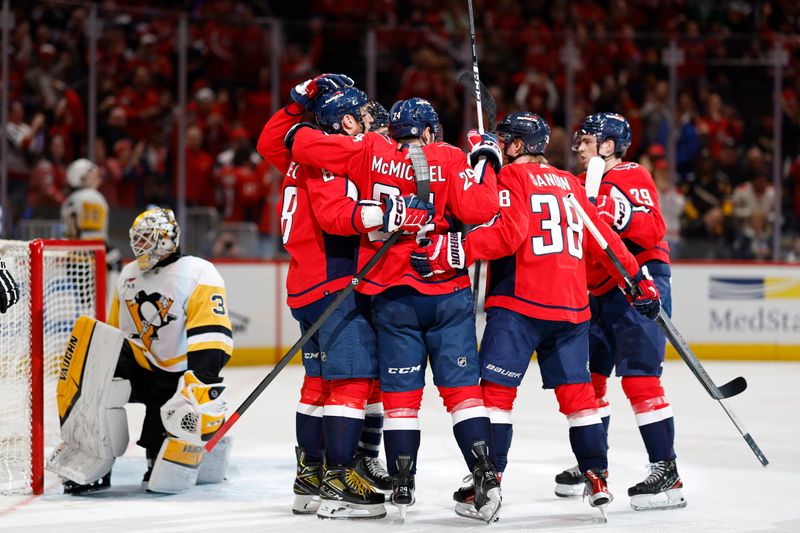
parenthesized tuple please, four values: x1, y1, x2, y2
(4, 0, 800, 259)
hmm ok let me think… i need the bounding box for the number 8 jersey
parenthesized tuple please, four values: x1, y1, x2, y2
(108, 255, 233, 372)
(464, 162, 640, 323)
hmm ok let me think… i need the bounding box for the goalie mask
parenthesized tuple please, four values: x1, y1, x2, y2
(129, 207, 180, 271)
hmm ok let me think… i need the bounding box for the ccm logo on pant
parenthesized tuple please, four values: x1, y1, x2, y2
(387, 365, 422, 374)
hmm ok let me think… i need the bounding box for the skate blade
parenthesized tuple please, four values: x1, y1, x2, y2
(630, 489, 687, 511)
(317, 501, 387, 520)
(397, 503, 408, 523)
(292, 494, 320, 514)
(455, 502, 484, 521)
(597, 503, 609, 523)
(555, 483, 584, 498)
(478, 488, 502, 523)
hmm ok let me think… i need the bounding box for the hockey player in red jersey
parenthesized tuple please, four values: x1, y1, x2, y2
(286, 97, 504, 522)
(557, 112, 686, 511)
(410, 112, 660, 520)
(258, 75, 423, 519)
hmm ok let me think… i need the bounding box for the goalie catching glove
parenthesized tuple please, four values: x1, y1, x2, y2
(410, 232, 465, 278)
(467, 129, 502, 174)
(290, 73, 354, 110)
(0, 260, 19, 313)
(620, 266, 661, 320)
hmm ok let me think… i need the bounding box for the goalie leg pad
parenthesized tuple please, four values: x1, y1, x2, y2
(197, 436, 233, 484)
(146, 436, 203, 494)
(47, 316, 130, 485)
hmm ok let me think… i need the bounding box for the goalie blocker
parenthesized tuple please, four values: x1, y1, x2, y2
(46, 317, 231, 494)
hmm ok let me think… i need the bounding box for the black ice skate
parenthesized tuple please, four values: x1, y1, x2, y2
(354, 452, 393, 492)
(63, 472, 111, 495)
(453, 469, 504, 521)
(554, 464, 584, 497)
(627, 460, 687, 511)
(390, 455, 415, 522)
(583, 468, 613, 522)
(317, 462, 386, 520)
(292, 446, 322, 515)
(470, 441, 502, 523)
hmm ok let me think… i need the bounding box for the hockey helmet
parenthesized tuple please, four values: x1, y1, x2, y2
(66, 158, 98, 189)
(495, 112, 550, 155)
(572, 112, 632, 157)
(388, 97, 442, 141)
(364, 99, 389, 131)
(314, 87, 370, 133)
(129, 207, 180, 271)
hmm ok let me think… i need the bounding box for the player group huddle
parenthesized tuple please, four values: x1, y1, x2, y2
(26, 71, 684, 525)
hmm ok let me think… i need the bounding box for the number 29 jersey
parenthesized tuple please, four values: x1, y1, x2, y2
(465, 162, 638, 323)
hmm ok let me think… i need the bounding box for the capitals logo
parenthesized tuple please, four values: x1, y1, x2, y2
(125, 290, 177, 351)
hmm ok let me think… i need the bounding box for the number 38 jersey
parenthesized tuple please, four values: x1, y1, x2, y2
(107, 255, 233, 372)
(464, 162, 639, 323)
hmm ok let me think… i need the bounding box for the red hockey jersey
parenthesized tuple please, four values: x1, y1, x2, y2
(290, 128, 499, 295)
(465, 162, 639, 323)
(257, 103, 372, 308)
(579, 162, 671, 296)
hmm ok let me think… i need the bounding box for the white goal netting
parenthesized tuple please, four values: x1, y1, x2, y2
(0, 240, 104, 495)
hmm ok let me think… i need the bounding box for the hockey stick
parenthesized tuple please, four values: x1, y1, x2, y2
(463, 0, 492, 315)
(205, 145, 431, 453)
(563, 194, 768, 467)
(457, 71, 497, 131)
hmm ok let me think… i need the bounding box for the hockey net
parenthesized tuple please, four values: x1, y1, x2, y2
(0, 239, 106, 495)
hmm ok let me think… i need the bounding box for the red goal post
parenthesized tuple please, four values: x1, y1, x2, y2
(0, 239, 106, 495)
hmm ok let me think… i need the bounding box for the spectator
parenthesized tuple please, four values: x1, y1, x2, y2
(731, 170, 776, 259)
(682, 152, 733, 257)
(179, 125, 215, 207)
(27, 135, 68, 219)
(114, 139, 150, 209)
(653, 159, 685, 258)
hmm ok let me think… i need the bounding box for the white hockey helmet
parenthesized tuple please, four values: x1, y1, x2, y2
(129, 207, 180, 271)
(66, 158, 97, 189)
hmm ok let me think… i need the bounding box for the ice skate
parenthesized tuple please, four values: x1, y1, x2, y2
(470, 441, 502, 523)
(628, 460, 687, 511)
(63, 472, 111, 495)
(390, 455, 415, 522)
(583, 468, 613, 523)
(354, 452, 393, 492)
(453, 469, 504, 521)
(554, 464, 584, 497)
(316, 463, 386, 520)
(292, 446, 322, 515)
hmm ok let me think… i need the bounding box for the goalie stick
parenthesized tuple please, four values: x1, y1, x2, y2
(205, 145, 431, 453)
(564, 193, 768, 467)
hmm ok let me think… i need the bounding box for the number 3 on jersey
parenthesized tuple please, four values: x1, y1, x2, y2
(530, 194, 583, 259)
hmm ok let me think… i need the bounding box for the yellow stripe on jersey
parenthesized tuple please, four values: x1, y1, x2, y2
(188, 340, 234, 356)
(108, 291, 120, 328)
(156, 352, 188, 369)
(186, 284, 233, 332)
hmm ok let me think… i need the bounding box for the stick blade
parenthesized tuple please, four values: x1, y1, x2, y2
(457, 71, 497, 130)
(718, 376, 747, 399)
(584, 156, 605, 200)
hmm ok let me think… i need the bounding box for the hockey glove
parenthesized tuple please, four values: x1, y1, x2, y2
(382, 194, 435, 233)
(284, 122, 318, 152)
(290, 73, 355, 109)
(0, 261, 19, 313)
(467, 129, 502, 174)
(411, 233, 465, 278)
(596, 194, 632, 232)
(621, 266, 661, 320)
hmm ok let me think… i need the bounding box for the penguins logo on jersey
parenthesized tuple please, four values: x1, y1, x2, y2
(125, 290, 177, 351)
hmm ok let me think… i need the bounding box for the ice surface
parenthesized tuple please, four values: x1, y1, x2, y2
(1, 361, 798, 532)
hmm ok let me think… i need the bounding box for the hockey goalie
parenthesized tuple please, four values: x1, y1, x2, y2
(47, 207, 234, 494)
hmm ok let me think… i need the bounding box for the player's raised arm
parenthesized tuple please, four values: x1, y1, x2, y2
(257, 73, 354, 174)
(444, 130, 501, 224)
